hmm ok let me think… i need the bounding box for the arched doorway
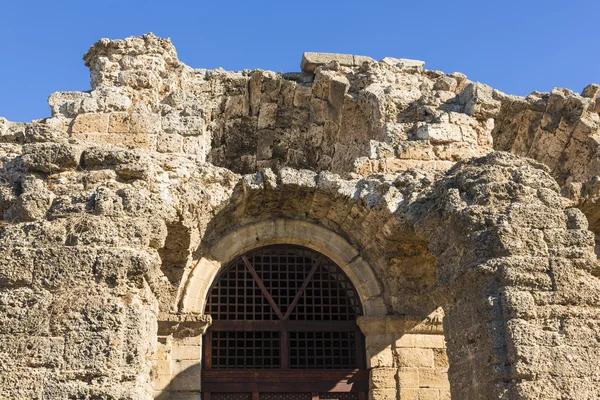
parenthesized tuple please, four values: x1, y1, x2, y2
(202, 244, 368, 400)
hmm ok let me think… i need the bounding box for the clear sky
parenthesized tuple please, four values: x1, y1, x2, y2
(0, 0, 598, 122)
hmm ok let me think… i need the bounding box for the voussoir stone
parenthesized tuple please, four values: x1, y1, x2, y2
(21, 142, 82, 173)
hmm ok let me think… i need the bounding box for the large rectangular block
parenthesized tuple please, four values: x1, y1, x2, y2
(394, 348, 434, 368)
(172, 344, 201, 360)
(419, 368, 449, 389)
(369, 388, 397, 400)
(370, 367, 396, 389)
(397, 367, 419, 388)
(108, 112, 130, 133)
(399, 388, 440, 400)
(301, 52, 354, 72)
(413, 334, 446, 349)
(367, 346, 394, 368)
(70, 112, 109, 134)
(130, 112, 161, 134)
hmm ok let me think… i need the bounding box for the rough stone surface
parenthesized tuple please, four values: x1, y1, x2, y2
(1, 33, 599, 400)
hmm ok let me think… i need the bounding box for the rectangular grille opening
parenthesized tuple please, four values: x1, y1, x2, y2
(211, 331, 281, 369)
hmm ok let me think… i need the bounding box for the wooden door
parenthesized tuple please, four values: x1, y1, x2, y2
(202, 245, 367, 400)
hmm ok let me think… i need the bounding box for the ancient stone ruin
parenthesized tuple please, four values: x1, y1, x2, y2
(1, 33, 600, 399)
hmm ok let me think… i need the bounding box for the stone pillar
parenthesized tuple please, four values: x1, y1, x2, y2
(151, 313, 212, 399)
(357, 313, 450, 400)
(420, 153, 600, 398)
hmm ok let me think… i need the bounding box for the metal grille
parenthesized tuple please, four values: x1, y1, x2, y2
(260, 394, 311, 400)
(249, 247, 316, 317)
(212, 394, 252, 400)
(212, 331, 280, 369)
(318, 394, 358, 400)
(289, 332, 357, 369)
(205, 245, 363, 372)
(206, 246, 362, 321)
(289, 263, 361, 321)
(207, 259, 278, 320)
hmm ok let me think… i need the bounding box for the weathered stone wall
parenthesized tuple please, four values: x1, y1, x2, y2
(0, 33, 599, 400)
(416, 153, 600, 398)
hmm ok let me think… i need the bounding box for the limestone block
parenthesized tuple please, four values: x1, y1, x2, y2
(328, 75, 350, 112)
(162, 114, 205, 136)
(172, 345, 201, 360)
(182, 136, 204, 155)
(370, 367, 397, 389)
(362, 300, 386, 320)
(0, 335, 64, 368)
(225, 94, 249, 117)
(63, 331, 122, 370)
(152, 373, 171, 391)
(82, 147, 151, 179)
(449, 72, 469, 91)
(581, 83, 600, 99)
(293, 85, 312, 107)
(130, 112, 161, 134)
(71, 132, 152, 149)
(395, 334, 415, 348)
(367, 346, 394, 368)
(367, 333, 396, 350)
(397, 367, 419, 388)
(353, 157, 373, 175)
(433, 349, 449, 369)
(258, 103, 278, 129)
(433, 76, 457, 92)
(432, 142, 487, 161)
(383, 122, 410, 142)
(367, 140, 394, 159)
(157, 134, 183, 153)
(414, 123, 462, 144)
(70, 112, 109, 134)
(108, 112, 130, 133)
(399, 388, 440, 400)
(370, 388, 397, 400)
(394, 348, 434, 368)
(21, 142, 81, 173)
(5, 187, 55, 222)
(380, 57, 425, 73)
(384, 158, 440, 172)
(169, 364, 202, 391)
(460, 125, 478, 144)
(153, 359, 170, 376)
(396, 141, 436, 160)
(48, 91, 92, 117)
(309, 98, 329, 123)
(419, 368, 449, 388)
(459, 82, 501, 119)
(118, 69, 161, 90)
(92, 86, 133, 112)
(23, 122, 69, 143)
(301, 52, 354, 72)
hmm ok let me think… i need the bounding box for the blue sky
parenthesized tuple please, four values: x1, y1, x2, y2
(0, 0, 598, 122)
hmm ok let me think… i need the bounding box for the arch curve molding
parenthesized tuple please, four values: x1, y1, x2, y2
(179, 218, 386, 316)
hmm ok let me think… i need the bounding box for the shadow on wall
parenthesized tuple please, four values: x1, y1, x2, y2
(155, 361, 202, 400)
(154, 362, 360, 399)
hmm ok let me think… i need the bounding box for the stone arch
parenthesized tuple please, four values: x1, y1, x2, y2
(175, 168, 444, 318)
(179, 218, 386, 316)
(155, 168, 451, 400)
